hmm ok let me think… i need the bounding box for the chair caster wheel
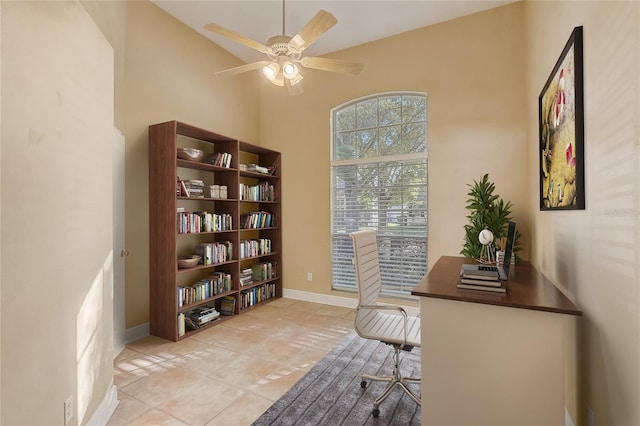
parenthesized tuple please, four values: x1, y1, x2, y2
(372, 408, 380, 418)
(360, 380, 367, 388)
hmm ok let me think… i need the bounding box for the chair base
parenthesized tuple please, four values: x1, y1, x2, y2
(360, 344, 421, 417)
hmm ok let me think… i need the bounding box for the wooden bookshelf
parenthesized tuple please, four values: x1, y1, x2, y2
(149, 120, 282, 341)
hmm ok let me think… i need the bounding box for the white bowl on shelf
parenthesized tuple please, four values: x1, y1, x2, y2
(177, 148, 204, 162)
(177, 255, 201, 269)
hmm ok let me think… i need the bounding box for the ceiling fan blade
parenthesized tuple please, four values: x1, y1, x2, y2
(289, 10, 337, 51)
(204, 23, 270, 54)
(300, 57, 363, 75)
(215, 61, 269, 77)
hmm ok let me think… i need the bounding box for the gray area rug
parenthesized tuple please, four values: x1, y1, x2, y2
(252, 330, 421, 425)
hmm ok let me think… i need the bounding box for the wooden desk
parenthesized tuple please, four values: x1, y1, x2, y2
(412, 256, 581, 426)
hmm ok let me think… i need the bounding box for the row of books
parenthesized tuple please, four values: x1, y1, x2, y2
(252, 261, 277, 281)
(177, 272, 232, 307)
(239, 239, 272, 259)
(241, 211, 274, 229)
(204, 152, 232, 168)
(239, 181, 275, 202)
(177, 210, 233, 234)
(240, 283, 277, 310)
(194, 241, 233, 265)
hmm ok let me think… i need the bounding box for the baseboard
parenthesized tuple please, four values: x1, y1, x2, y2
(125, 322, 150, 344)
(284, 289, 358, 308)
(283, 289, 419, 316)
(113, 340, 126, 359)
(86, 385, 119, 426)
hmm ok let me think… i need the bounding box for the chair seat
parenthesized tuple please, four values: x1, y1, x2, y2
(355, 309, 421, 348)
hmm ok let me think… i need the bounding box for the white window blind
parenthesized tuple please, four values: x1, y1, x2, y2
(331, 93, 428, 296)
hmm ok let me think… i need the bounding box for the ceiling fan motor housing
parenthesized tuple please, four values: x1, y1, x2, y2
(265, 35, 301, 60)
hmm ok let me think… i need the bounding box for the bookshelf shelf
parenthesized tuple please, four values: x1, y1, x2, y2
(177, 230, 236, 236)
(240, 277, 279, 291)
(239, 201, 280, 205)
(177, 159, 237, 172)
(149, 120, 282, 341)
(239, 252, 280, 261)
(177, 259, 238, 273)
(240, 171, 278, 179)
(178, 197, 239, 202)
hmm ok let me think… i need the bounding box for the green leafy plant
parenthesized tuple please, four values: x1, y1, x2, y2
(460, 174, 521, 260)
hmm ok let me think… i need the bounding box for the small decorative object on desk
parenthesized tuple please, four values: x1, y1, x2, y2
(478, 228, 495, 264)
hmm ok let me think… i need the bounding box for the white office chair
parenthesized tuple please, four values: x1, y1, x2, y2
(350, 230, 421, 418)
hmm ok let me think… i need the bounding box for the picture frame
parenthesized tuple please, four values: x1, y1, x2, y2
(539, 26, 584, 210)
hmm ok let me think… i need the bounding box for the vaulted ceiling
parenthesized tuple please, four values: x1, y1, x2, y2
(153, 1, 516, 64)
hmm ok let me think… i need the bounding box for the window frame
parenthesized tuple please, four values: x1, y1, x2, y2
(330, 91, 428, 297)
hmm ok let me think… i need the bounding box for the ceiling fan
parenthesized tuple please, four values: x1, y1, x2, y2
(204, 1, 363, 95)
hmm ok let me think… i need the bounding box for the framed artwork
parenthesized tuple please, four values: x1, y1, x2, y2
(539, 26, 584, 210)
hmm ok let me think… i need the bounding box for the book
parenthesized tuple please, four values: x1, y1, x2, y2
(460, 267, 500, 281)
(180, 179, 190, 197)
(178, 313, 186, 337)
(220, 296, 236, 315)
(459, 277, 504, 287)
(457, 281, 507, 293)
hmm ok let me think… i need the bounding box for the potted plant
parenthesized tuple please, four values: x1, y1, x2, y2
(460, 174, 521, 261)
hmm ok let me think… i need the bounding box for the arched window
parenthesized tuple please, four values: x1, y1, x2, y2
(330, 92, 428, 296)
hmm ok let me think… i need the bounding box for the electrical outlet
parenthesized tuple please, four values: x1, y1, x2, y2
(588, 407, 594, 426)
(64, 395, 73, 425)
(307, 272, 313, 281)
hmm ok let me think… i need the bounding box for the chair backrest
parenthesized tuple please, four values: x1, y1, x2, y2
(350, 230, 381, 307)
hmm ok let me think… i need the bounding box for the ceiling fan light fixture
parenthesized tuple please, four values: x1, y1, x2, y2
(282, 61, 299, 79)
(270, 73, 285, 87)
(262, 62, 279, 81)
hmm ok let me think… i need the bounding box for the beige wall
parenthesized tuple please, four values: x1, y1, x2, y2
(259, 3, 528, 295)
(83, 1, 261, 328)
(1, 2, 114, 424)
(524, 2, 640, 425)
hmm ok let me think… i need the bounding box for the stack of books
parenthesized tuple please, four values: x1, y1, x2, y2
(239, 268, 253, 287)
(180, 179, 204, 197)
(245, 163, 269, 174)
(458, 266, 507, 293)
(179, 306, 221, 334)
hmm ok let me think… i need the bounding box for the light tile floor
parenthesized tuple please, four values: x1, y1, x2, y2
(108, 298, 355, 426)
